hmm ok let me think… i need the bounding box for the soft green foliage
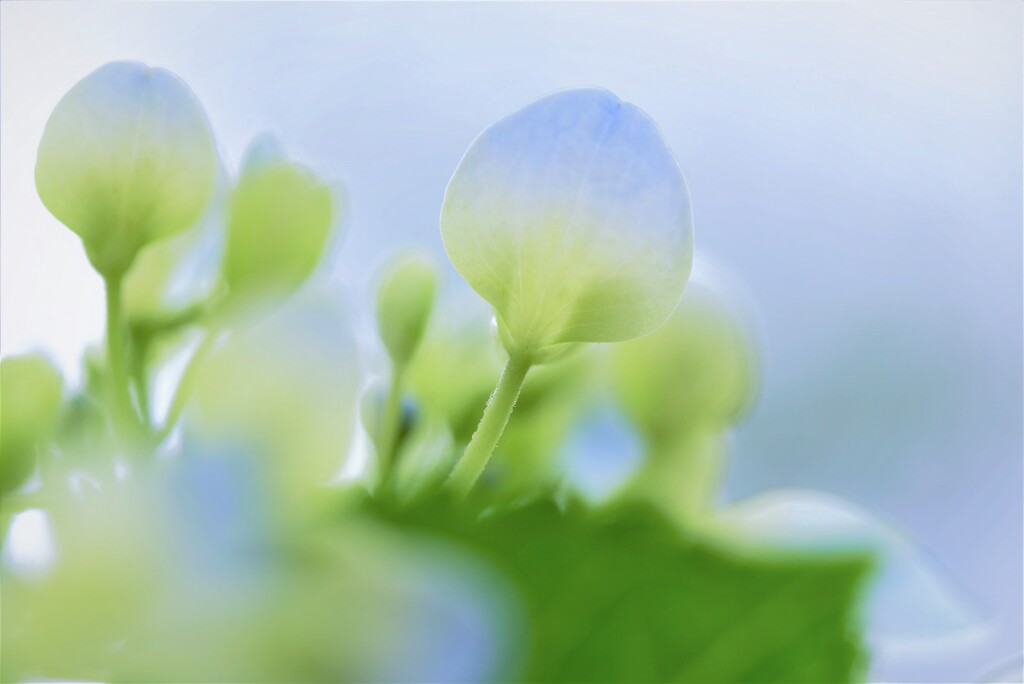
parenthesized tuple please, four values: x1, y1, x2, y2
(376, 254, 438, 369)
(0, 354, 63, 495)
(223, 143, 335, 301)
(374, 496, 873, 684)
(3, 61, 879, 684)
(35, 61, 217, 277)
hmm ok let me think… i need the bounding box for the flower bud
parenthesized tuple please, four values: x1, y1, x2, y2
(611, 278, 756, 444)
(222, 138, 336, 301)
(35, 61, 217, 277)
(1, 354, 63, 494)
(376, 254, 438, 369)
(441, 88, 693, 356)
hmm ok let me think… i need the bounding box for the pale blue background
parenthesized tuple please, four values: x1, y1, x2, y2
(2, 3, 1020, 681)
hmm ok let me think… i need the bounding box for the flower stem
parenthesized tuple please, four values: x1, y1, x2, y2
(130, 338, 152, 426)
(445, 353, 532, 499)
(376, 366, 404, 488)
(158, 330, 218, 441)
(104, 274, 140, 443)
(620, 431, 723, 525)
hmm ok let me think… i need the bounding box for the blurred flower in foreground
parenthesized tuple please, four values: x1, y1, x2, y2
(2, 453, 517, 682)
(2, 471, 172, 680)
(441, 87, 693, 359)
(269, 522, 520, 683)
(1, 354, 63, 495)
(35, 61, 217, 278)
(186, 293, 361, 515)
(719, 490, 989, 656)
(222, 136, 338, 304)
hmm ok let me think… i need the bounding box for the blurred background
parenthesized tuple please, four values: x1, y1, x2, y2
(1, 2, 1020, 681)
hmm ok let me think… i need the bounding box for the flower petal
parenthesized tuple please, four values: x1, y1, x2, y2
(441, 88, 692, 352)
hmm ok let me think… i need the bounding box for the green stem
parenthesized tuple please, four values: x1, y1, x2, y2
(622, 430, 724, 525)
(104, 275, 140, 443)
(129, 300, 215, 433)
(445, 353, 532, 499)
(131, 336, 152, 426)
(130, 302, 205, 338)
(376, 365, 404, 488)
(158, 330, 218, 440)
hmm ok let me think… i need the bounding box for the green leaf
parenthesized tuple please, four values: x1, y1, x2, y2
(372, 497, 872, 684)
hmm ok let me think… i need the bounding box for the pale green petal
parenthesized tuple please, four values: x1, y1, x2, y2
(441, 88, 693, 353)
(35, 61, 217, 276)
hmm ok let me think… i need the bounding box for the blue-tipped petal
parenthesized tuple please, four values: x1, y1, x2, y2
(441, 88, 693, 353)
(35, 61, 218, 276)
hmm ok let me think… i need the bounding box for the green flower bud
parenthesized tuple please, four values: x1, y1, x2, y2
(376, 254, 438, 369)
(611, 277, 757, 444)
(610, 271, 756, 524)
(222, 138, 336, 301)
(1, 354, 63, 494)
(35, 61, 218, 277)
